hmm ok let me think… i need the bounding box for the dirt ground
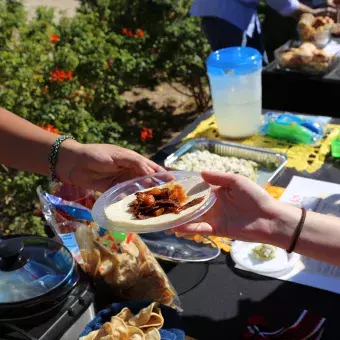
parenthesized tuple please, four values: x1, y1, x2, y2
(22, 0, 79, 18)
(123, 83, 201, 155)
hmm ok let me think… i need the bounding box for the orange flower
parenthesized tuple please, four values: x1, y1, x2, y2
(122, 28, 128, 36)
(49, 33, 60, 44)
(140, 127, 153, 141)
(43, 85, 49, 94)
(39, 124, 59, 134)
(135, 29, 145, 38)
(50, 69, 73, 82)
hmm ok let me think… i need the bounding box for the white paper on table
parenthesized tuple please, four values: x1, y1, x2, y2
(235, 176, 340, 294)
(323, 40, 340, 55)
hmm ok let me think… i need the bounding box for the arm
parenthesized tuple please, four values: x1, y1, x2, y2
(267, 202, 340, 266)
(0, 107, 79, 177)
(266, 0, 335, 17)
(175, 172, 340, 266)
(0, 108, 163, 191)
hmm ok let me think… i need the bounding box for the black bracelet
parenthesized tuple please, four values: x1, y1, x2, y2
(287, 207, 307, 254)
(48, 135, 75, 182)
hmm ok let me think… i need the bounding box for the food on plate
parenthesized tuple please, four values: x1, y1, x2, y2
(104, 177, 210, 228)
(78, 225, 179, 308)
(171, 150, 258, 181)
(298, 14, 315, 41)
(298, 14, 334, 43)
(279, 42, 334, 73)
(79, 303, 163, 340)
(332, 24, 340, 37)
(129, 183, 204, 220)
(252, 244, 277, 261)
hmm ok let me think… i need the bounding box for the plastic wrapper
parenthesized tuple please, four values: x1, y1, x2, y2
(261, 112, 331, 145)
(37, 185, 181, 310)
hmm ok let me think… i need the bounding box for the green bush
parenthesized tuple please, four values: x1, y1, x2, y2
(0, 0, 211, 236)
(0, 1, 144, 235)
(80, 0, 211, 111)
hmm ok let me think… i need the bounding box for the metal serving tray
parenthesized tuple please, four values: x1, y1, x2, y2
(164, 138, 287, 187)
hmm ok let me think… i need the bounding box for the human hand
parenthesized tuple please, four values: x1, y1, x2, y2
(56, 141, 164, 192)
(173, 172, 280, 243)
(327, 0, 340, 8)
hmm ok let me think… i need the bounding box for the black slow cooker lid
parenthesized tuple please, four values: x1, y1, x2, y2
(0, 236, 75, 305)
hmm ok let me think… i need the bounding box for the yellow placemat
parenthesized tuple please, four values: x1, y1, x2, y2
(183, 115, 340, 173)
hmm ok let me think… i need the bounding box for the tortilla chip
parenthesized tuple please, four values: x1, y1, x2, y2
(94, 238, 118, 257)
(109, 316, 129, 340)
(159, 288, 174, 306)
(111, 253, 140, 288)
(121, 241, 140, 258)
(80, 248, 88, 259)
(79, 330, 99, 340)
(128, 303, 156, 327)
(93, 323, 110, 340)
(98, 259, 114, 276)
(88, 249, 101, 277)
(144, 329, 161, 340)
(139, 313, 163, 330)
(127, 326, 145, 340)
(115, 308, 134, 322)
(80, 249, 101, 277)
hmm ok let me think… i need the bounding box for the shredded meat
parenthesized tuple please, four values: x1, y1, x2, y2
(130, 184, 205, 219)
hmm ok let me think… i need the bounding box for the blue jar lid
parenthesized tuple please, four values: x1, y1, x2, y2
(0, 236, 75, 304)
(206, 47, 262, 76)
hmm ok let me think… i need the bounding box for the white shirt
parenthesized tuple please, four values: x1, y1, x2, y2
(190, 0, 300, 37)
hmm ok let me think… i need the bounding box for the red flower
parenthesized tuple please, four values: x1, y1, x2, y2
(39, 124, 59, 134)
(140, 127, 153, 141)
(49, 33, 60, 44)
(122, 28, 128, 36)
(50, 68, 73, 82)
(128, 30, 134, 38)
(34, 209, 43, 217)
(136, 29, 145, 38)
(152, 47, 158, 54)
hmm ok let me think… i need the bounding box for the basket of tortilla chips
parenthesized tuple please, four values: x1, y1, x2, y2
(79, 301, 185, 340)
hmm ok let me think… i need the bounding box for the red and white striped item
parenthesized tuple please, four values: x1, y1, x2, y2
(244, 310, 326, 340)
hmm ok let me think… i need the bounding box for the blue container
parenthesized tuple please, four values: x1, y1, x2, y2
(206, 47, 262, 138)
(80, 301, 185, 340)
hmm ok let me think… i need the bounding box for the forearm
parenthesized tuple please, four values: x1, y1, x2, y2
(0, 108, 80, 178)
(269, 202, 340, 266)
(266, 0, 314, 17)
(296, 3, 315, 15)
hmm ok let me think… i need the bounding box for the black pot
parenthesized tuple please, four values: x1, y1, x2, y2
(0, 236, 79, 323)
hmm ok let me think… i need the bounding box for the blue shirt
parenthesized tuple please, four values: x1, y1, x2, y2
(190, 0, 300, 37)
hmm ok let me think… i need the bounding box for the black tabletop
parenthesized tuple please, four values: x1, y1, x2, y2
(262, 38, 340, 117)
(153, 111, 340, 340)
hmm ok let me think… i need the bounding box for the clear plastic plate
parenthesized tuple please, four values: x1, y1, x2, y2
(92, 171, 216, 233)
(140, 231, 220, 263)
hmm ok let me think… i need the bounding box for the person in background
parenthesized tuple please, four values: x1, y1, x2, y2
(190, 0, 336, 54)
(0, 108, 164, 192)
(174, 171, 340, 266)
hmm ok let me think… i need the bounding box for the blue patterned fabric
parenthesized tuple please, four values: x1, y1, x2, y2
(80, 301, 185, 340)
